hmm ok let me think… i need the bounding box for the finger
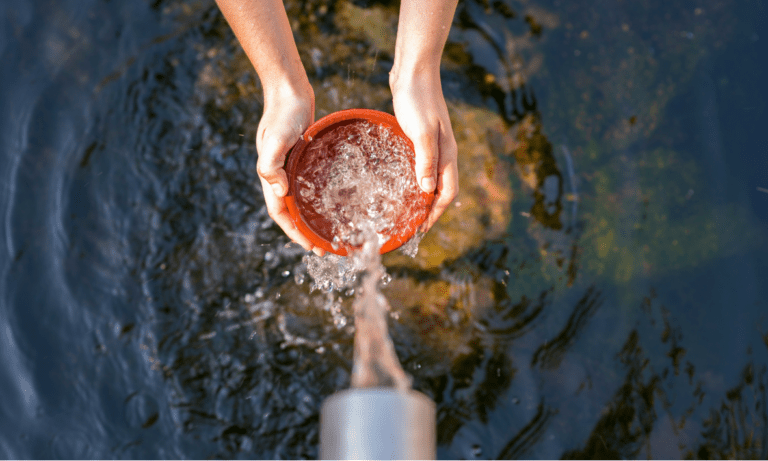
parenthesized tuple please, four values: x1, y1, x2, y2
(260, 176, 314, 251)
(422, 129, 459, 232)
(256, 131, 293, 197)
(409, 126, 439, 194)
(422, 163, 458, 232)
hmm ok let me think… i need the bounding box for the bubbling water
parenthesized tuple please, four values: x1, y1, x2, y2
(294, 120, 427, 249)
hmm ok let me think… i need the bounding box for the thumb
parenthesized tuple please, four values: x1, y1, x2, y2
(411, 130, 438, 194)
(257, 133, 292, 197)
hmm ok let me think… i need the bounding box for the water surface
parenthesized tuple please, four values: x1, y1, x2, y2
(0, 0, 766, 458)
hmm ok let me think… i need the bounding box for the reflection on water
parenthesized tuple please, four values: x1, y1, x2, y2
(0, 0, 766, 458)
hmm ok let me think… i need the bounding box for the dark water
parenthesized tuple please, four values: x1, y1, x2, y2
(1, 0, 766, 458)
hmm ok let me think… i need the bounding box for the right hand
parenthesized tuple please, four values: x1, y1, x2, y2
(256, 84, 325, 255)
(391, 69, 459, 233)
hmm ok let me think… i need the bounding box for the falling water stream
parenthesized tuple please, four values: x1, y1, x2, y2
(306, 227, 412, 392)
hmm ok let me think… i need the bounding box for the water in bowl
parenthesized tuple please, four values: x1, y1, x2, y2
(294, 120, 428, 250)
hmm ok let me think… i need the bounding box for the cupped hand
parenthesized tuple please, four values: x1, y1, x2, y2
(391, 70, 459, 232)
(256, 85, 325, 255)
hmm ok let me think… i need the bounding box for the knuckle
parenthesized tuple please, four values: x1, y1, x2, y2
(447, 185, 459, 201)
(417, 164, 436, 176)
(415, 152, 439, 174)
(257, 158, 286, 182)
(256, 163, 274, 180)
(258, 131, 287, 155)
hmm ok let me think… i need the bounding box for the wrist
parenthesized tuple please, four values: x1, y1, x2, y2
(262, 74, 314, 111)
(389, 61, 441, 96)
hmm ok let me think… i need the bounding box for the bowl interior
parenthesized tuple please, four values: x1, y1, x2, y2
(285, 110, 433, 255)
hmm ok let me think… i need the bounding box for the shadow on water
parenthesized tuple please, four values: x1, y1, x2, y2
(1, 0, 767, 458)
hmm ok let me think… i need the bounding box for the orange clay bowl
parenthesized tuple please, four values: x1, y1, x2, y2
(284, 109, 434, 256)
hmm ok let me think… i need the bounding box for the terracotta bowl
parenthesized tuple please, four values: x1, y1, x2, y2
(284, 109, 434, 256)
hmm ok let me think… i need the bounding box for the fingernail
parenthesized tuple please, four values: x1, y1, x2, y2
(271, 183, 285, 196)
(312, 247, 324, 256)
(421, 177, 436, 193)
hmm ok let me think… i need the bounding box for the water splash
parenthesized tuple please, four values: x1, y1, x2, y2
(398, 231, 425, 258)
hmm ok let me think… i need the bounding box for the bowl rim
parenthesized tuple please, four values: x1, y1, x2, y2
(284, 108, 434, 256)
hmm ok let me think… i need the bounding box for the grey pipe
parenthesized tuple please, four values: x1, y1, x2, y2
(319, 388, 436, 460)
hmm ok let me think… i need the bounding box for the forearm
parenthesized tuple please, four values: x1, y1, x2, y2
(391, 0, 458, 84)
(389, 0, 458, 212)
(215, 0, 311, 102)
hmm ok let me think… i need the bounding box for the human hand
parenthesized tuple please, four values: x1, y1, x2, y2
(256, 85, 325, 255)
(391, 70, 459, 232)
